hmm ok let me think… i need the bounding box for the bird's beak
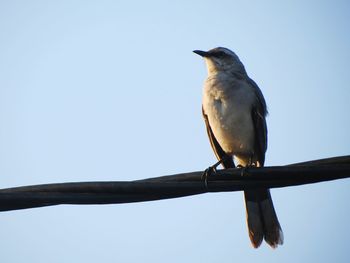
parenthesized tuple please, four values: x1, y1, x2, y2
(193, 50, 210, 57)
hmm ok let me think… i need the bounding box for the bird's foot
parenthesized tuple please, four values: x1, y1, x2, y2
(202, 165, 217, 189)
(237, 164, 247, 177)
(237, 163, 256, 176)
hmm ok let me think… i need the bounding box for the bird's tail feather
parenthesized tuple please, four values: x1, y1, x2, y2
(244, 190, 283, 248)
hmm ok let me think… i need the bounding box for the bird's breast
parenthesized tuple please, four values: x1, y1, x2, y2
(203, 78, 256, 156)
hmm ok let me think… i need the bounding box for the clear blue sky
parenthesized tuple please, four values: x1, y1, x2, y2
(0, 1, 349, 262)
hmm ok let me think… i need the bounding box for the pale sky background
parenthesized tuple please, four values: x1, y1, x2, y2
(0, 1, 350, 262)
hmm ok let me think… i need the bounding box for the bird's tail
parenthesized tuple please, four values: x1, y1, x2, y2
(244, 189, 283, 248)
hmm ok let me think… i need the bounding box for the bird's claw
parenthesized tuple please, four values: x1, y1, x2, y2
(237, 163, 255, 176)
(202, 166, 217, 189)
(237, 164, 246, 177)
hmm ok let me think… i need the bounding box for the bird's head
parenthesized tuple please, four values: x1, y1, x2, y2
(193, 47, 246, 75)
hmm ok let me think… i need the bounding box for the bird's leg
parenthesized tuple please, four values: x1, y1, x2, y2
(248, 155, 256, 167)
(202, 155, 231, 188)
(201, 161, 219, 185)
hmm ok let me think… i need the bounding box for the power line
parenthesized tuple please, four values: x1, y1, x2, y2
(0, 155, 349, 212)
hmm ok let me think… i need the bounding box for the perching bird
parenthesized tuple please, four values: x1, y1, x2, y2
(194, 47, 283, 248)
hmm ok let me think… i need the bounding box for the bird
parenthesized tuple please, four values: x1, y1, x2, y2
(193, 47, 283, 248)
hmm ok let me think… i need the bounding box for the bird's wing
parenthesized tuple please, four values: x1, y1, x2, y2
(202, 106, 235, 168)
(247, 77, 268, 166)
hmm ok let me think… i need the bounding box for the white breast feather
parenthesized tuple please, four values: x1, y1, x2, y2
(203, 76, 256, 156)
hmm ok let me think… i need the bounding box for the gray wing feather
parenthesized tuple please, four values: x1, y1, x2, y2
(202, 107, 235, 169)
(247, 77, 268, 166)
